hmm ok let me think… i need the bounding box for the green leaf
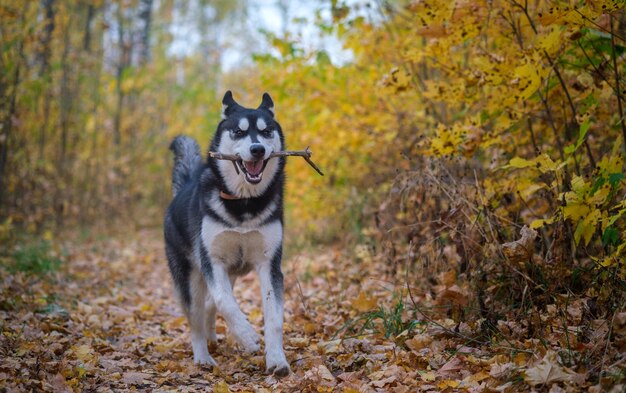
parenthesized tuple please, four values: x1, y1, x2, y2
(602, 227, 619, 247)
(564, 119, 590, 155)
(608, 172, 624, 187)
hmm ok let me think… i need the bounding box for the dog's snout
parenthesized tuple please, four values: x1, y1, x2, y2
(250, 144, 265, 159)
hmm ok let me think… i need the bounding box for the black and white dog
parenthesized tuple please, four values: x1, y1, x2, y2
(164, 91, 289, 376)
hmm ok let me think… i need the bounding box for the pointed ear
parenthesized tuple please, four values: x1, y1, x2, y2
(221, 90, 240, 119)
(258, 92, 275, 117)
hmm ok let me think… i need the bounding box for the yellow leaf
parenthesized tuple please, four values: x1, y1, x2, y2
(467, 370, 490, 383)
(537, 28, 562, 55)
(438, 379, 460, 389)
(351, 291, 378, 312)
(73, 344, 94, 363)
(514, 62, 541, 100)
(214, 381, 231, 393)
(508, 156, 534, 169)
(248, 307, 262, 321)
(574, 209, 601, 246)
(535, 154, 559, 173)
(420, 371, 436, 382)
(518, 183, 544, 200)
(570, 175, 588, 195)
(563, 202, 589, 222)
(530, 217, 554, 229)
(304, 322, 317, 334)
(589, 184, 611, 206)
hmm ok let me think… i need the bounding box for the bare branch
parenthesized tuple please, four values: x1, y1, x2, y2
(611, 15, 626, 155)
(208, 147, 324, 176)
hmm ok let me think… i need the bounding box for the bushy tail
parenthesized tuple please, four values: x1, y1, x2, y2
(169, 135, 202, 197)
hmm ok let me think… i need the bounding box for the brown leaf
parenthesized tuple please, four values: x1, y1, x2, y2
(405, 334, 433, 351)
(502, 226, 537, 263)
(436, 357, 463, 377)
(524, 351, 576, 386)
(436, 284, 469, 307)
(122, 372, 151, 385)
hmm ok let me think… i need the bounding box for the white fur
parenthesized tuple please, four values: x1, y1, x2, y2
(200, 219, 283, 272)
(256, 259, 289, 374)
(197, 218, 287, 367)
(205, 259, 261, 352)
(238, 117, 250, 131)
(188, 270, 217, 365)
(257, 118, 267, 131)
(216, 128, 282, 198)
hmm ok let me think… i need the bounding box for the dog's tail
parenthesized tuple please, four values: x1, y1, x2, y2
(169, 135, 202, 197)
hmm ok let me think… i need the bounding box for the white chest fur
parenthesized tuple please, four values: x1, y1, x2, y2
(201, 218, 282, 275)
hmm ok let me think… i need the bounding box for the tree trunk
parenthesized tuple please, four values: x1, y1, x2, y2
(0, 4, 28, 207)
(83, 3, 94, 51)
(138, 0, 153, 66)
(39, 0, 56, 161)
(113, 4, 129, 148)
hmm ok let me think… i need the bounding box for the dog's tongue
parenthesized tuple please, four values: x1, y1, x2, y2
(244, 160, 263, 176)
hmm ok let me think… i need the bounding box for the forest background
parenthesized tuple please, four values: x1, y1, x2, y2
(1, 0, 626, 391)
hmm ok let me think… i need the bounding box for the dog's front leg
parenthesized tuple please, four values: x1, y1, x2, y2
(257, 248, 290, 376)
(200, 243, 260, 353)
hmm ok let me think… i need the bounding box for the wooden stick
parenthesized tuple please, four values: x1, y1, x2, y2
(207, 147, 324, 176)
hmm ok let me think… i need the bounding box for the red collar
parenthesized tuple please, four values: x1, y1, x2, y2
(219, 190, 243, 200)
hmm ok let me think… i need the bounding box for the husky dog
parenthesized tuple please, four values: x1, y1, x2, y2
(164, 91, 289, 376)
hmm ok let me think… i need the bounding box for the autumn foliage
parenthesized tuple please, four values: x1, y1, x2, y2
(1, 0, 626, 391)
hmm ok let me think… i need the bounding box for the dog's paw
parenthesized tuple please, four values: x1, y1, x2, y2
(193, 352, 217, 367)
(232, 325, 261, 353)
(266, 352, 290, 377)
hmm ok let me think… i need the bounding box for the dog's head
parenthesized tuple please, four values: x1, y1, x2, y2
(210, 91, 284, 197)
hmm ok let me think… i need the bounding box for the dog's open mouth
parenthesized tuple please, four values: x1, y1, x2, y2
(236, 159, 268, 184)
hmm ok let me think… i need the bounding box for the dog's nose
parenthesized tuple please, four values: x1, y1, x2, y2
(250, 144, 265, 159)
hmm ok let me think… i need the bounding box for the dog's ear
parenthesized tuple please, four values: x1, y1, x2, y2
(258, 92, 275, 117)
(221, 90, 241, 119)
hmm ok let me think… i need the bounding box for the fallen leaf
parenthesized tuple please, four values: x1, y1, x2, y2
(436, 284, 468, 307)
(524, 351, 576, 386)
(405, 334, 433, 351)
(214, 381, 231, 393)
(502, 225, 537, 263)
(420, 371, 437, 382)
(122, 372, 151, 385)
(436, 357, 463, 377)
(437, 379, 460, 389)
(352, 291, 378, 312)
(289, 336, 310, 348)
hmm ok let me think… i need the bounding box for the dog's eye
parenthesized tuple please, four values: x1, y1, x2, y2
(260, 129, 273, 138)
(232, 128, 246, 137)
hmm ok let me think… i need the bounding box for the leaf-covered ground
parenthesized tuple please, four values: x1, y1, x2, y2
(1, 230, 624, 392)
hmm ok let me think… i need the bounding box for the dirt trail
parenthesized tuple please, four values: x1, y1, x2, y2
(1, 230, 413, 391)
(3, 229, 576, 392)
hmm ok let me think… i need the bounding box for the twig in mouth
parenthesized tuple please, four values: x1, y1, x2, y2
(207, 147, 324, 176)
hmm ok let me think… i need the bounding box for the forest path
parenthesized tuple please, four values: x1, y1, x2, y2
(2, 229, 441, 392)
(2, 229, 562, 392)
